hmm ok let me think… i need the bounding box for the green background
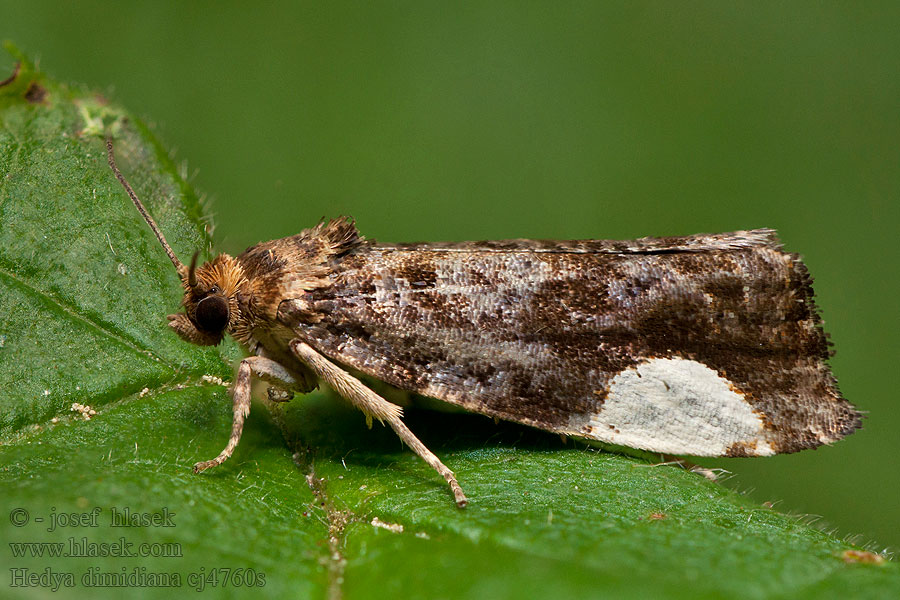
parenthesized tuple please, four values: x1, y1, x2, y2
(2, 0, 898, 565)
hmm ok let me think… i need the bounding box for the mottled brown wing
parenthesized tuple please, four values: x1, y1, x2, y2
(278, 229, 861, 456)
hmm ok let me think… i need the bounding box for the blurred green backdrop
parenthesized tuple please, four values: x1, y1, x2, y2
(3, 1, 898, 551)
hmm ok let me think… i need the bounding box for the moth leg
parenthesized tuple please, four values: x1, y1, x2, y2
(290, 340, 468, 507)
(250, 355, 299, 402)
(660, 454, 721, 482)
(193, 356, 295, 473)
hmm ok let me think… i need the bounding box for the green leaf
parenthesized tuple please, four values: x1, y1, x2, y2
(1, 47, 897, 600)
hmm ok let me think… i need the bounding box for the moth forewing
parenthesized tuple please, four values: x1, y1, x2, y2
(281, 234, 860, 460)
(107, 138, 860, 508)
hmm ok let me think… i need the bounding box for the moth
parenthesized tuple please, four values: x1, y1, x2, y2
(106, 139, 861, 507)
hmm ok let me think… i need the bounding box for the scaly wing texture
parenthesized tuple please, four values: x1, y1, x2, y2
(279, 229, 861, 457)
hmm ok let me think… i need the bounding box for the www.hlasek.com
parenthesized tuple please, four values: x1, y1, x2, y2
(10, 537, 182, 558)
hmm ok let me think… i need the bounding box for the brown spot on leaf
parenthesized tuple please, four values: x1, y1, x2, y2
(25, 81, 48, 104)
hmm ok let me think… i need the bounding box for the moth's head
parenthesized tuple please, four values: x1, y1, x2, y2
(167, 253, 245, 346)
(106, 138, 245, 347)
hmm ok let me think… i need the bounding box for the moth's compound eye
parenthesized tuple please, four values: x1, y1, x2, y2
(195, 295, 229, 333)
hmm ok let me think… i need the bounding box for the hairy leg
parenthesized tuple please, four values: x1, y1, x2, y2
(193, 355, 299, 473)
(290, 340, 467, 507)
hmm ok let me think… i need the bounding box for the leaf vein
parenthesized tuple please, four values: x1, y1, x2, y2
(0, 265, 174, 368)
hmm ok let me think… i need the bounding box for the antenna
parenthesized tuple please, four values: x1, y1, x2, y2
(106, 138, 187, 279)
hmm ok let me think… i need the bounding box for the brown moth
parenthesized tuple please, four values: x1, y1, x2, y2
(107, 140, 860, 507)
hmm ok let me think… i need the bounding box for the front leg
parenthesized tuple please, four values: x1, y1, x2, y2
(290, 340, 468, 507)
(193, 355, 298, 473)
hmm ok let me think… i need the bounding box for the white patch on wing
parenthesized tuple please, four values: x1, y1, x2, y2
(581, 357, 773, 456)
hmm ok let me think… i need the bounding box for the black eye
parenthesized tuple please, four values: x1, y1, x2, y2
(194, 295, 229, 333)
